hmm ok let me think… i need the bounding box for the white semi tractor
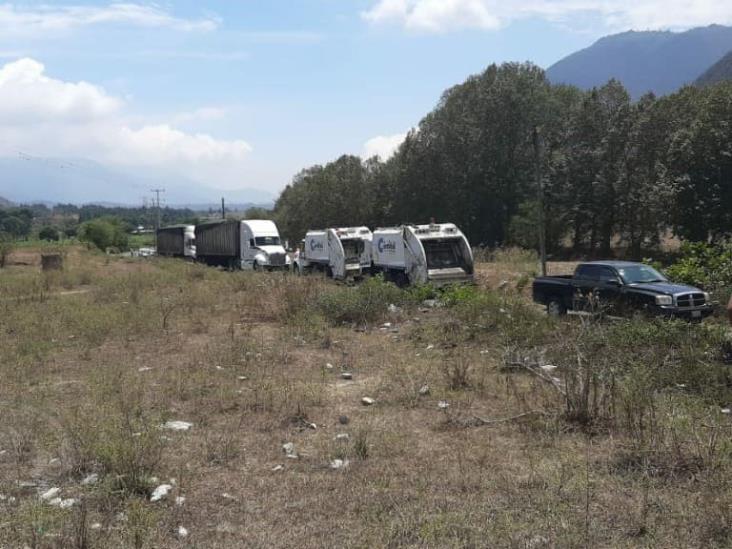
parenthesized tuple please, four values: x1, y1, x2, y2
(156, 225, 196, 259)
(295, 227, 373, 280)
(195, 219, 290, 271)
(371, 223, 474, 286)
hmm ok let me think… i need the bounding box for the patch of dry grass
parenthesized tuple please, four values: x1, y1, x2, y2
(0, 247, 730, 548)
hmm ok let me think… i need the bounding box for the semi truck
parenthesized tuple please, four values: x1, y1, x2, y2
(195, 219, 290, 271)
(371, 223, 474, 286)
(295, 227, 373, 279)
(156, 225, 196, 259)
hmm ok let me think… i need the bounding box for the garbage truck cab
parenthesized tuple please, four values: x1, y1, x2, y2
(297, 227, 372, 280)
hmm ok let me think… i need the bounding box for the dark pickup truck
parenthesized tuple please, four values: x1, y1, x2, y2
(533, 261, 714, 320)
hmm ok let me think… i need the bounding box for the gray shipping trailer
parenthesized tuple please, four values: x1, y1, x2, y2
(157, 225, 196, 259)
(195, 220, 240, 268)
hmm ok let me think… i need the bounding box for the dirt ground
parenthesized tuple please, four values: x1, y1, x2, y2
(0, 248, 730, 548)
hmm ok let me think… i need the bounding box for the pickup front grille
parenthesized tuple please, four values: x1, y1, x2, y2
(676, 293, 706, 308)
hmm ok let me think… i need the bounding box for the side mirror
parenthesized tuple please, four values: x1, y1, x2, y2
(606, 279, 621, 287)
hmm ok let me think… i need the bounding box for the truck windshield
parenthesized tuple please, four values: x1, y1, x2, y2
(423, 239, 464, 269)
(617, 265, 667, 284)
(255, 236, 281, 246)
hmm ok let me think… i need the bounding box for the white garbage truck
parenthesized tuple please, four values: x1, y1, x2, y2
(371, 223, 474, 286)
(295, 227, 373, 280)
(156, 225, 196, 259)
(195, 219, 290, 271)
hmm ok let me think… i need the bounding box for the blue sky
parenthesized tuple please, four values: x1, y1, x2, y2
(0, 1, 727, 202)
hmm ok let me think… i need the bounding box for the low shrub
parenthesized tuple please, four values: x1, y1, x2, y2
(317, 275, 404, 325)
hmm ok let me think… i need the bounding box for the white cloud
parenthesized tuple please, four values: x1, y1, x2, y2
(362, 0, 732, 33)
(0, 3, 219, 36)
(363, 132, 408, 160)
(0, 58, 252, 187)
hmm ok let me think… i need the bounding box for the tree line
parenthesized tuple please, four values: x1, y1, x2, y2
(274, 62, 732, 258)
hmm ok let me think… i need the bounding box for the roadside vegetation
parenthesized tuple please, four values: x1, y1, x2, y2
(1, 246, 731, 548)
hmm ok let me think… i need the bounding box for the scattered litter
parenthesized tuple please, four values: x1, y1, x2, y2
(162, 421, 192, 432)
(138, 367, 153, 373)
(330, 458, 349, 470)
(0, 450, 6, 456)
(339, 416, 350, 425)
(426, 344, 435, 351)
(419, 385, 430, 396)
(422, 299, 437, 308)
(388, 304, 400, 314)
(40, 488, 60, 501)
(272, 465, 284, 472)
(90, 523, 102, 530)
(325, 363, 334, 370)
(380, 322, 392, 329)
(48, 458, 60, 466)
(222, 493, 237, 501)
(237, 376, 248, 381)
(722, 408, 731, 415)
(59, 498, 77, 509)
(282, 442, 298, 459)
(177, 526, 189, 538)
(335, 433, 350, 442)
(150, 484, 173, 502)
(216, 366, 225, 371)
(361, 397, 375, 406)
(341, 372, 353, 380)
(498, 280, 510, 291)
(480, 350, 490, 355)
(676, 383, 687, 389)
(304, 422, 317, 430)
(438, 401, 450, 410)
(81, 474, 99, 486)
(540, 365, 557, 373)
(175, 496, 186, 506)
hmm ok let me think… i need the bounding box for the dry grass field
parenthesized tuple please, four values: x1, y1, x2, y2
(1, 247, 731, 548)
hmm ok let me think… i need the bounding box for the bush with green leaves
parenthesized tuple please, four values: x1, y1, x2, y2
(664, 241, 732, 291)
(78, 217, 129, 252)
(38, 226, 60, 242)
(317, 275, 405, 325)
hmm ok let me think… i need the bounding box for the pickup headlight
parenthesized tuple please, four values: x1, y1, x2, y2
(655, 295, 673, 306)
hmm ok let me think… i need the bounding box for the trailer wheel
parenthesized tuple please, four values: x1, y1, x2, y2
(547, 298, 567, 317)
(252, 261, 259, 271)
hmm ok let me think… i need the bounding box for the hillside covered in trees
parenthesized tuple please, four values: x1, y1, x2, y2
(275, 63, 732, 258)
(697, 51, 732, 86)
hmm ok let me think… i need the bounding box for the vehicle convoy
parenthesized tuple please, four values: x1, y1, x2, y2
(371, 223, 474, 286)
(533, 261, 714, 319)
(195, 219, 290, 271)
(156, 225, 196, 259)
(294, 227, 373, 280)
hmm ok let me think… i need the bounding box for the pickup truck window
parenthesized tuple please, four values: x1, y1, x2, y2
(576, 265, 618, 282)
(617, 265, 667, 284)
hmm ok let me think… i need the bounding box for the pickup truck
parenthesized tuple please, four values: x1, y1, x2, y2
(533, 261, 714, 320)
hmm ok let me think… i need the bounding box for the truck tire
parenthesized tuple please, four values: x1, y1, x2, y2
(547, 298, 567, 317)
(253, 261, 260, 271)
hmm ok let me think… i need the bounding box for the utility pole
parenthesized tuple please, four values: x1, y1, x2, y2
(533, 127, 547, 277)
(151, 188, 165, 250)
(221, 197, 226, 220)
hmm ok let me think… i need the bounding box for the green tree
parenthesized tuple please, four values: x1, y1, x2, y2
(38, 226, 60, 242)
(79, 218, 129, 251)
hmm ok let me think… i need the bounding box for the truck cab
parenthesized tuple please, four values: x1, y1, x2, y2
(240, 220, 290, 271)
(296, 227, 372, 279)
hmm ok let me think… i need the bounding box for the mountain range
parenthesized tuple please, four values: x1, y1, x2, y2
(0, 156, 274, 207)
(696, 50, 732, 86)
(547, 25, 732, 98)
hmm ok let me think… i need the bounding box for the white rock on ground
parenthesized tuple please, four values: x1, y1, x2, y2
(419, 385, 430, 396)
(325, 363, 334, 370)
(438, 401, 450, 410)
(361, 397, 375, 406)
(426, 344, 435, 350)
(335, 433, 350, 442)
(177, 526, 189, 538)
(90, 523, 102, 530)
(40, 487, 60, 501)
(59, 499, 77, 509)
(175, 496, 186, 506)
(282, 442, 298, 459)
(722, 408, 731, 415)
(162, 421, 192, 432)
(81, 473, 99, 486)
(150, 484, 173, 502)
(341, 372, 353, 380)
(330, 459, 349, 470)
(272, 464, 284, 472)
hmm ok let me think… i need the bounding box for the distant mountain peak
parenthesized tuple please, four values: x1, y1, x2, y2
(547, 25, 732, 98)
(696, 50, 732, 86)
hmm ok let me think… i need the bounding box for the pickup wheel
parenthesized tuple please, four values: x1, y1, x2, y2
(547, 298, 567, 317)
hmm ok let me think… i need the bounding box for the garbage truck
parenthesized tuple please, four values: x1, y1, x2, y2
(295, 227, 373, 280)
(195, 219, 290, 271)
(156, 225, 196, 259)
(371, 223, 474, 286)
